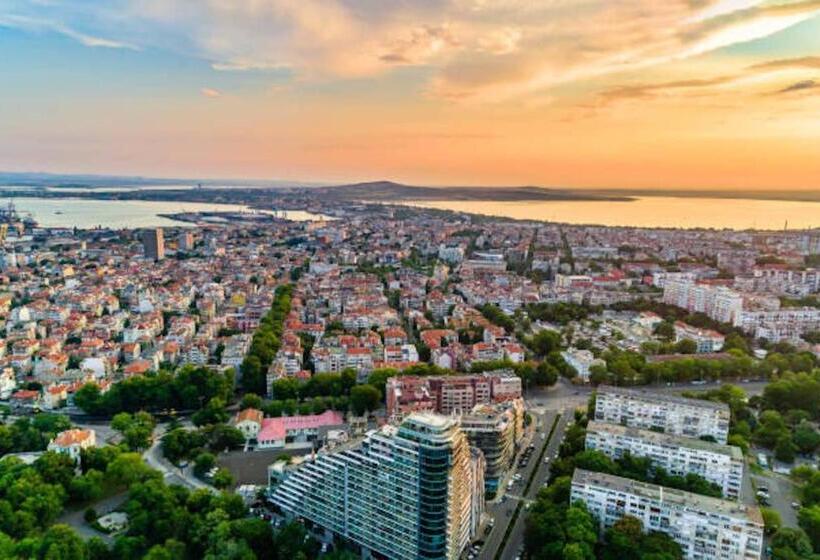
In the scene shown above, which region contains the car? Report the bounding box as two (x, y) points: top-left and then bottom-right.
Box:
(792, 502), (801, 509)
(757, 486), (769, 493)
(544, 457), (550, 464)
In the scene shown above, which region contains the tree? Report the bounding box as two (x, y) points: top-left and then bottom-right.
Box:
(111, 412), (156, 451)
(762, 507), (783, 535)
(674, 339), (698, 355)
(799, 504), (820, 552)
(193, 452), (216, 478)
(775, 435), (798, 463)
(239, 393), (262, 411)
(755, 410), (790, 449)
(350, 384), (381, 416)
(212, 468), (234, 490)
(37, 524), (86, 560)
(793, 422), (820, 455)
(529, 330), (562, 357)
(106, 453), (158, 486)
(191, 397), (229, 427)
(771, 527), (814, 559)
(534, 361), (560, 388)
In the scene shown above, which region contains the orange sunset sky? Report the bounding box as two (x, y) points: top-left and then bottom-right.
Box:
(1, 0), (820, 190)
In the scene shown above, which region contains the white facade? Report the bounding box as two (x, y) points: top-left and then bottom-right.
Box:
(571, 469), (763, 560)
(586, 421), (744, 500)
(594, 386), (730, 444)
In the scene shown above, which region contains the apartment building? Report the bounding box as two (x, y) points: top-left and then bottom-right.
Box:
(594, 386), (730, 444)
(269, 414), (484, 560)
(585, 421), (744, 500)
(673, 322), (725, 353)
(459, 400), (524, 492)
(571, 469), (763, 560)
(663, 280), (743, 324)
(385, 371), (523, 419)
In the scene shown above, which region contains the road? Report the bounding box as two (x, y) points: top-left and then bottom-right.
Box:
(751, 471), (799, 529)
(478, 408), (573, 560)
(500, 411), (572, 560)
(526, 378), (768, 412)
(477, 410), (555, 560)
(143, 423), (218, 494)
(56, 492), (126, 543)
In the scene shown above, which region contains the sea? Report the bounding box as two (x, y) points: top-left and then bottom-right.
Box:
(3, 197), (327, 229)
(400, 197), (820, 230)
(1, 193), (818, 231)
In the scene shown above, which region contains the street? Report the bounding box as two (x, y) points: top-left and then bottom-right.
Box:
(143, 423), (218, 493)
(499, 411), (572, 560)
(478, 407), (573, 560)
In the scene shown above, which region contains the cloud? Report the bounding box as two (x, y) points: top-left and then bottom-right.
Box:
(380, 25), (460, 65)
(751, 56), (820, 70)
(598, 76), (738, 102)
(774, 79), (818, 94)
(200, 88), (222, 98)
(3, 0), (820, 103)
(0, 13), (137, 50)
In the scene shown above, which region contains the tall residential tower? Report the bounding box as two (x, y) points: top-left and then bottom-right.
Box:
(269, 413), (484, 560)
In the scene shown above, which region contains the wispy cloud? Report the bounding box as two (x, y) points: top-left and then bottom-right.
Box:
(0, 14), (137, 50)
(774, 79), (818, 94)
(200, 87), (221, 98)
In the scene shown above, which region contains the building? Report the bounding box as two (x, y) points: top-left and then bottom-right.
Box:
(47, 428), (96, 462)
(178, 231), (195, 252)
(270, 413), (483, 560)
(594, 386), (730, 444)
(585, 421), (744, 500)
(673, 322), (725, 353)
(571, 469), (763, 560)
(257, 409), (345, 449)
(234, 408), (264, 441)
(663, 280), (743, 325)
(142, 228), (165, 260)
(460, 400), (524, 492)
(561, 348), (605, 382)
(734, 308), (820, 343)
(385, 371), (523, 419)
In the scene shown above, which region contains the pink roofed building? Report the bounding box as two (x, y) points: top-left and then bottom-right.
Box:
(257, 409), (346, 449)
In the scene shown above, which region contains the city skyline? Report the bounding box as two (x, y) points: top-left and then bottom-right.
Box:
(1, 1), (820, 189)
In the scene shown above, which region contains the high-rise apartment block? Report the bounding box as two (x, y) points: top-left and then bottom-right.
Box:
(594, 386), (730, 444)
(269, 413), (484, 560)
(585, 421), (744, 500)
(142, 228), (165, 260)
(662, 279), (743, 324)
(571, 469), (763, 560)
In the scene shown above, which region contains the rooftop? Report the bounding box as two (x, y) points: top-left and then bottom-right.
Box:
(586, 421), (743, 460)
(597, 385), (730, 413)
(573, 469), (762, 525)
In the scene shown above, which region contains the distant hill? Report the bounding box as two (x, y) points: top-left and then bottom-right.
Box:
(313, 181), (632, 202)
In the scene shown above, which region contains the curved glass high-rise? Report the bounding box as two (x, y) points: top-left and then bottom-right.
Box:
(270, 413), (482, 560)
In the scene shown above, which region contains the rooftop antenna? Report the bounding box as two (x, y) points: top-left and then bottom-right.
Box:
(784, 220), (788, 231)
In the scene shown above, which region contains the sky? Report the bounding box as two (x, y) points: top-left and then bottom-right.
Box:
(1, 0), (820, 190)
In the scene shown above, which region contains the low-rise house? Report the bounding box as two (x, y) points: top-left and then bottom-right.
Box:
(48, 428), (96, 462)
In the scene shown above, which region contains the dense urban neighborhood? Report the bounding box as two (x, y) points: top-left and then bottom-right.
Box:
(0, 195), (818, 560)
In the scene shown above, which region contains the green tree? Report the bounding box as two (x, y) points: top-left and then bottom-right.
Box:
(762, 507), (783, 535)
(350, 384), (381, 416)
(212, 468), (234, 490)
(193, 452), (216, 478)
(529, 330), (562, 357)
(798, 504), (820, 552)
(239, 393), (262, 411)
